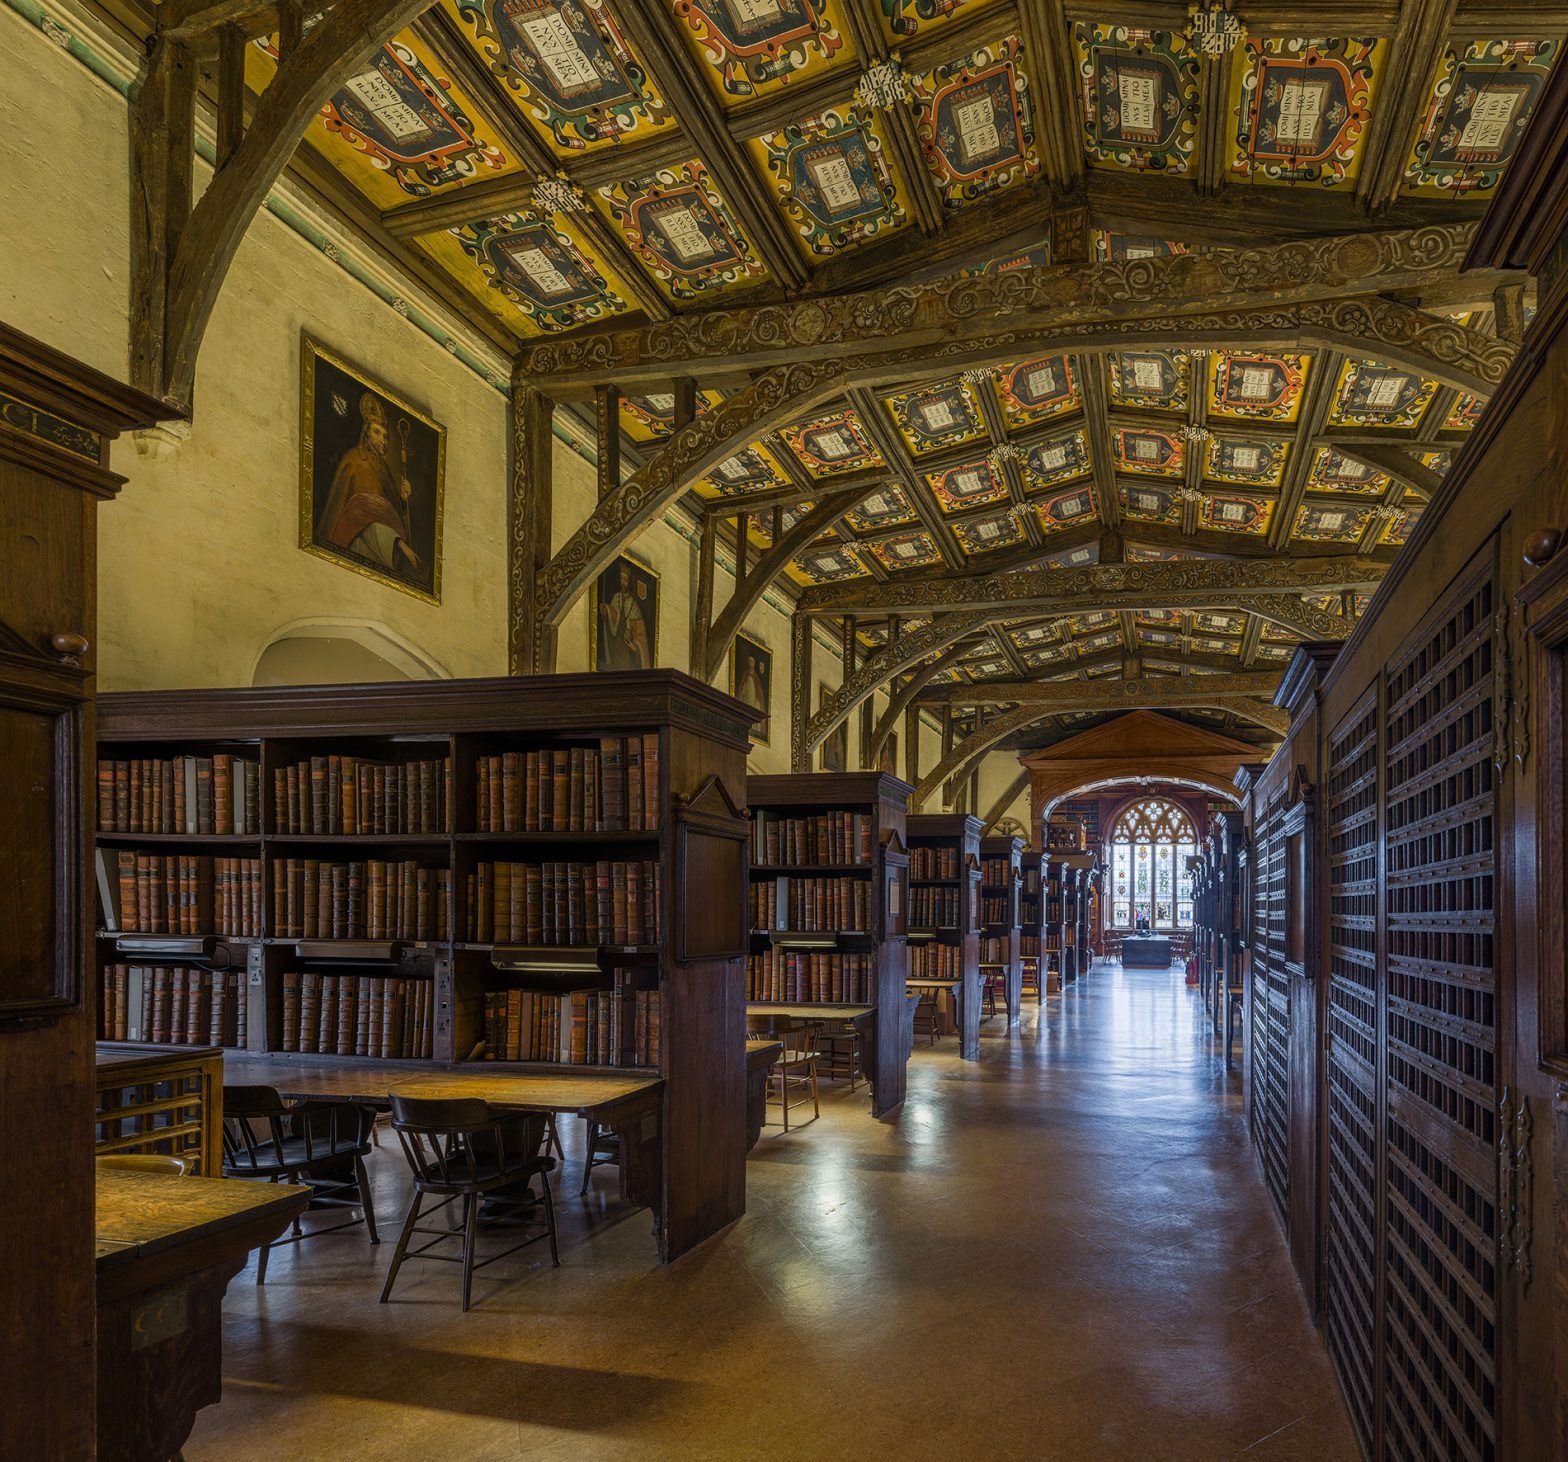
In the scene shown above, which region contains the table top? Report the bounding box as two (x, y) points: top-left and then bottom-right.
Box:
(97, 1041), (222, 1073)
(906, 979), (961, 991)
(746, 1039), (784, 1061)
(224, 1053), (663, 1116)
(96, 1168), (309, 1271)
(745, 1003), (875, 1022)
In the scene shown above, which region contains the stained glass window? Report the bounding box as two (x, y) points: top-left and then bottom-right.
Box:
(1106, 796), (1197, 931)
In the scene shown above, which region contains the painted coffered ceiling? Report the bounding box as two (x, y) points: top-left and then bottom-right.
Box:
(126, 0), (1562, 758)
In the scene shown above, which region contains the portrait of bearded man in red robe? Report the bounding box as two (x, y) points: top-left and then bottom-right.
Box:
(301, 340), (445, 603)
(318, 393), (420, 576)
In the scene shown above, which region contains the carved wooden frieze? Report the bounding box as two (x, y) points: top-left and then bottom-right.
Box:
(517, 224), (1483, 385)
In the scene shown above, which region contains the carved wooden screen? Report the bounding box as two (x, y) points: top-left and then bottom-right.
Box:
(1324, 692), (1380, 1456)
(1380, 567), (1498, 1461)
(1250, 791), (1290, 1221)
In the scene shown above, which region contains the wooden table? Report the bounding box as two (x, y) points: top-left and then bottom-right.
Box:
(96, 1043), (223, 1175)
(745, 1003), (878, 1110)
(96, 1168), (309, 1462)
(906, 978), (961, 1038)
(745, 1039), (783, 1149)
(223, 1054), (667, 1224)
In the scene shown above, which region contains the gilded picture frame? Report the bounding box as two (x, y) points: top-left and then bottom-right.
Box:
(730, 631), (772, 746)
(299, 335), (446, 604)
(592, 551), (660, 671)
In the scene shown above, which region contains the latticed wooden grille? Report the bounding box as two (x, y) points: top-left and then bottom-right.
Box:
(1249, 793), (1290, 1222)
(1380, 569), (1498, 1462)
(1325, 694), (1380, 1456)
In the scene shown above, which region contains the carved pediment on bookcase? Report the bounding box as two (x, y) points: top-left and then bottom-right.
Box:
(0, 616), (89, 680)
(881, 828), (908, 862)
(674, 773), (746, 826)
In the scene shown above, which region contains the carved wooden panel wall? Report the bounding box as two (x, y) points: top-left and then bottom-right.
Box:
(1380, 565), (1498, 1462)
(1250, 792), (1290, 1222)
(1324, 692), (1380, 1457)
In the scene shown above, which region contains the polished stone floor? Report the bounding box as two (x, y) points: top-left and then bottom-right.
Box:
(187, 962), (1358, 1460)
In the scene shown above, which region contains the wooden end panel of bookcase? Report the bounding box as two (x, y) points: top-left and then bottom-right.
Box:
(658, 955), (745, 1261)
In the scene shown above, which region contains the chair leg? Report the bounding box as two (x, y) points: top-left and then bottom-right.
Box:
(378, 1190), (423, 1305)
(256, 1236), (271, 1286)
(355, 1154), (380, 1244)
(461, 1192), (478, 1314)
(579, 1121), (595, 1196)
(810, 1061), (820, 1120)
(541, 1170), (560, 1268)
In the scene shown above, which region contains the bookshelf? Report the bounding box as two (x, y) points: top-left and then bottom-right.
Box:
(1043, 858), (1063, 993)
(1193, 810), (1245, 1048)
(1051, 852), (1097, 985)
(746, 772), (911, 1116)
(979, 834), (1023, 1026)
(906, 813), (982, 1059)
(1020, 845), (1046, 1005)
(94, 671), (755, 1262)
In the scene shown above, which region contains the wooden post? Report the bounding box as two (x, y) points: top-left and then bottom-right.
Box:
(905, 702), (921, 787)
(129, 36), (196, 398)
(215, 25), (245, 168)
(594, 383), (621, 501)
(511, 385), (556, 674)
(791, 612), (812, 772)
(692, 514), (715, 680)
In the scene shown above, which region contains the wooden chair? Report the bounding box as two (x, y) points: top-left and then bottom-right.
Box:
(578, 1120), (621, 1194)
(912, 994), (940, 1046)
(380, 1094), (559, 1313)
(813, 1026), (861, 1091)
(765, 1023), (822, 1133)
(981, 974), (1002, 1019)
(96, 1153), (188, 1176)
(220, 1084), (379, 1282)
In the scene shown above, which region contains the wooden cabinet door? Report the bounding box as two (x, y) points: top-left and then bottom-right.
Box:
(0, 688), (83, 1018)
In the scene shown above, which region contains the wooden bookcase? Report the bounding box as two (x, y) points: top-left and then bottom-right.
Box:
(1191, 809), (1245, 1054)
(980, 834), (1023, 1025)
(1020, 845), (1045, 1004)
(94, 671), (754, 1262)
(1053, 852), (1096, 984)
(906, 813), (982, 1059)
(745, 772), (911, 1116)
(1043, 858), (1064, 992)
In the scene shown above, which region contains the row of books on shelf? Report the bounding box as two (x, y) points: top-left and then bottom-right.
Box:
(466, 860), (660, 946)
(98, 964), (246, 1046)
(474, 739), (660, 834)
(281, 972), (433, 1057)
(749, 876), (869, 934)
(1021, 933), (1040, 957)
(274, 859), (451, 941)
(909, 887), (960, 926)
(479, 979), (660, 1066)
(979, 936), (1013, 965)
(980, 856), (1016, 885)
(909, 943), (961, 979)
(98, 754), (260, 836)
(910, 847), (961, 880)
(981, 896), (1014, 925)
(746, 951), (874, 1003)
(749, 811), (873, 867)
(96, 851), (262, 937)
(275, 754), (449, 836)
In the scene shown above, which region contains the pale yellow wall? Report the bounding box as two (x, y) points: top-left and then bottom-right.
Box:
(0, 7), (913, 772)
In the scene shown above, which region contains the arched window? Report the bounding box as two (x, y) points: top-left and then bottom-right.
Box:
(1107, 797), (1198, 932)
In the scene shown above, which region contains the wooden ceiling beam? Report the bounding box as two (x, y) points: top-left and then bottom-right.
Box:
(797, 554), (1383, 618)
(1266, 345), (1344, 552)
(1083, 168), (1479, 245)
(1331, 442), (1448, 498)
(922, 671), (1282, 706)
(1356, 0), (1459, 218)
(604, 1), (808, 290)
(915, 688), (1289, 808)
(1019, 2), (1084, 186)
(849, 385), (967, 572)
(515, 224), (1490, 386)
(1080, 355), (1120, 530)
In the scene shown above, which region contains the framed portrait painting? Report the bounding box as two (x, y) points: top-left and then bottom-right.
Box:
(299, 336), (444, 603)
(730, 632), (772, 745)
(593, 553), (660, 671)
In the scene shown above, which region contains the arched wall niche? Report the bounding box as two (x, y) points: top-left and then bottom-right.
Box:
(250, 619), (451, 687)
